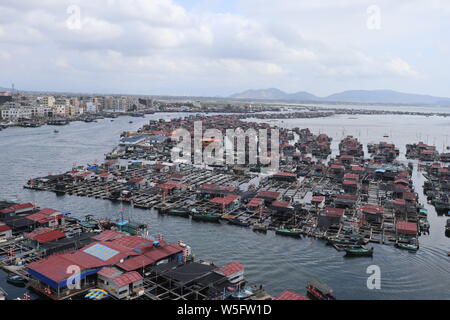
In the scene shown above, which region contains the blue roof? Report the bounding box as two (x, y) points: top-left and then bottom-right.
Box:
(83, 243), (119, 261)
(121, 135), (146, 143)
(116, 219), (129, 226)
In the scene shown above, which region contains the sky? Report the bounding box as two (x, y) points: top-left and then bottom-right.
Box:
(0, 0), (449, 97)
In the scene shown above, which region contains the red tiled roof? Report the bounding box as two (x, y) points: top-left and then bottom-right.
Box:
(156, 183), (176, 190)
(343, 173), (359, 180)
(360, 206), (384, 214)
(157, 180), (186, 190)
(0, 202), (34, 214)
(219, 262), (244, 276)
(97, 267), (122, 279)
(210, 194), (239, 206)
(312, 196), (325, 203)
(275, 290), (309, 300)
(111, 235), (153, 251)
(115, 255), (155, 272)
(324, 207), (345, 218)
(247, 198), (264, 207)
(336, 194), (358, 200)
(256, 191), (280, 199)
(28, 254), (80, 283)
(274, 172), (296, 177)
(99, 172), (112, 178)
(396, 221), (417, 235)
(343, 180), (358, 186)
(394, 199), (406, 206)
(25, 228), (65, 243)
(0, 225), (11, 232)
(394, 179), (409, 185)
(201, 184), (236, 192)
(111, 271), (143, 287)
(272, 201), (290, 208)
(26, 208), (62, 223)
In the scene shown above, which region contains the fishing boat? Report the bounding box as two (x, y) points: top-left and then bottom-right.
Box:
(7, 274), (28, 286)
(431, 199), (450, 215)
(275, 228), (302, 237)
(0, 287), (7, 300)
(396, 242), (419, 251)
(191, 212), (220, 222)
(228, 218), (250, 227)
(166, 208), (190, 218)
(306, 280), (336, 300)
(419, 218), (430, 231)
(344, 246), (374, 257)
(252, 223), (268, 233)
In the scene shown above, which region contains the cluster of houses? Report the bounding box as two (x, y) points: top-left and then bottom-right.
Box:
(406, 142), (439, 161)
(368, 141), (400, 163)
(0, 199), (259, 300)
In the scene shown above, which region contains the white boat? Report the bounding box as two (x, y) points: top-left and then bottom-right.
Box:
(0, 287), (7, 300)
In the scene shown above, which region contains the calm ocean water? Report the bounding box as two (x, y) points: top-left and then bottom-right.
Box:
(0, 111), (449, 300)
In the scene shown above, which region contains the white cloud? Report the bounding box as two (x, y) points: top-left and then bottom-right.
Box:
(386, 58), (420, 78)
(0, 0), (446, 96)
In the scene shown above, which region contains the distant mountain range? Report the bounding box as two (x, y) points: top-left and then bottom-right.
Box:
(229, 88), (450, 105)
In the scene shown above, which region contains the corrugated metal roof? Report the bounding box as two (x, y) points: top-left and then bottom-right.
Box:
(218, 262), (244, 276)
(111, 271), (143, 287)
(275, 290), (309, 300)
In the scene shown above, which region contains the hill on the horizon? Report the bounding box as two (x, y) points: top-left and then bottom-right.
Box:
(229, 88), (450, 105)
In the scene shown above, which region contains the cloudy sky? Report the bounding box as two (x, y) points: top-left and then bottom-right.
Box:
(0, 0), (449, 97)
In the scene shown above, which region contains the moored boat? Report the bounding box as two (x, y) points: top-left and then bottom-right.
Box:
(252, 223), (268, 233)
(306, 280), (336, 300)
(396, 242), (419, 251)
(275, 228), (302, 237)
(344, 246), (374, 257)
(7, 274), (28, 286)
(228, 218), (250, 227)
(191, 212), (220, 222)
(0, 286), (7, 300)
(166, 208), (190, 218)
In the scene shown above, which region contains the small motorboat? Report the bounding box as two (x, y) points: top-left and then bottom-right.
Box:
(7, 274), (28, 286)
(0, 287), (7, 300)
(191, 212), (220, 222)
(396, 242), (419, 251)
(306, 280), (336, 300)
(53, 130), (59, 133)
(228, 218), (250, 227)
(344, 246), (374, 257)
(252, 223), (268, 233)
(129, 121), (133, 124)
(275, 228), (302, 237)
(166, 208), (190, 218)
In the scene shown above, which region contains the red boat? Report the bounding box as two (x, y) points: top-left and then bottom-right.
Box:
(306, 280), (336, 300)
